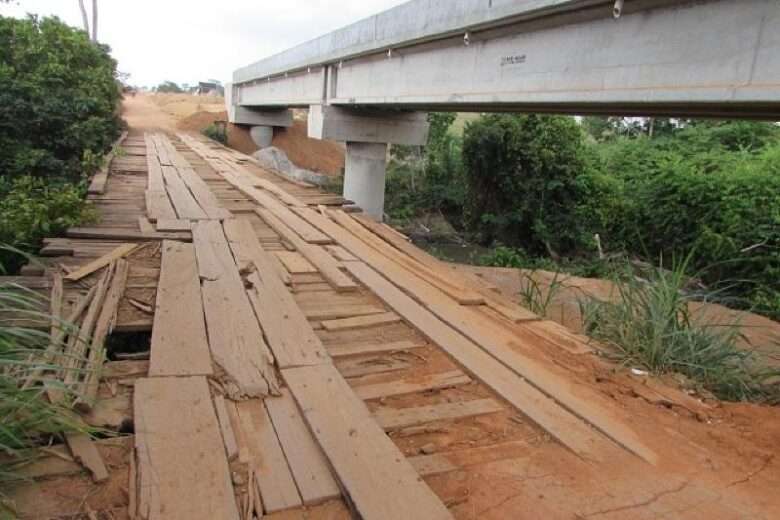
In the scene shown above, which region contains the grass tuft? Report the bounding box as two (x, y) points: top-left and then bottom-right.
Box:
(580, 256), (780, 403)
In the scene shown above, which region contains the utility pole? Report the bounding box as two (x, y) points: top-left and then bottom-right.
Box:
(78, 0), (89, 35)
(77, 0), (98, 42)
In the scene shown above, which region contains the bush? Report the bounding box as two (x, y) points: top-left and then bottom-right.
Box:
(0, 177), (96, 271)
(462, 114), (603, 255)
(0, 15), (122, 183)
(202, 123), (228, 145)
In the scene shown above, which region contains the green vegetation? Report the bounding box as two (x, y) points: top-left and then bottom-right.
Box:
(0, 15), (120, 270)
(155, 80), (184, 93)
(202, 123), (228, 145)
(385, 113), (780, 321)
(580, 257), (779, 403)
(0, 278), (86, 486)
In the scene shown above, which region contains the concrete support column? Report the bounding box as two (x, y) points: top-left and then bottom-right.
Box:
(344, 142), (388, 220)
(249, 125), (274, 148)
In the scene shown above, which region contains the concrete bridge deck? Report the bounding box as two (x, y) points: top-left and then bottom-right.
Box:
(6, 126), (779, 519)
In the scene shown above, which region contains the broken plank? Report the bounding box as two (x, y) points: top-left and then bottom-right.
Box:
(66, 227), (190, 241)
(374, 399), (503, 431)
(258, 209), (357, 292)
(321, 312), (401, 332)
(193, 221), (279, 398)
(213, 395), (238, 461)
(327, 340), (425, 358)
(282, 363), (452, 520)
(149, 241), (212, 377)
(134, 376), (240, 520)
(223, 219), (328, 368)
(65, 433), (109, 483)
(235, 399), (302, 513)
(408, 453), (458, 477)
(336, 357), (411, 379)
(264, 389), (341, 506)
(64, 243), (137, 281)
(353, 370), (471, 401)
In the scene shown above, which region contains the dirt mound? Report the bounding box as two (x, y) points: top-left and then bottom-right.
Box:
(272, 120), (344, 176)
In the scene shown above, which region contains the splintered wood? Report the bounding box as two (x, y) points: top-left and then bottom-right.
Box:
(193, 221), (279, 398)
(134, 377), (240, 520)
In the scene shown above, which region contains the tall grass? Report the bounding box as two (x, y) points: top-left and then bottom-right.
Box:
(580, 256), (779, 402)
(0, 279), (85, 485)
(517, 270), (566, 318)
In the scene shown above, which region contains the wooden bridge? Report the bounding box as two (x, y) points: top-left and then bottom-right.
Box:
(6, 128), (774, 519)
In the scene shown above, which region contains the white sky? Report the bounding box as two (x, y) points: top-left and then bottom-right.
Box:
(0, 0), (407, 87)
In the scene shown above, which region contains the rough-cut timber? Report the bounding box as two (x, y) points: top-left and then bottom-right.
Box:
(134, 376), (240, 520)
(64, 243), (137, 281)
(193, 221), (279, 398)
(374, 398), (504, 430)
(149, 241), (212, 377)
(264, 389), (341, 505)
(282, 363), (453, 520)
(354, 370), (471, 400)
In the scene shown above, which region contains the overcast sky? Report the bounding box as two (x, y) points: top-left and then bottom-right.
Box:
(0, 0), (407, 87)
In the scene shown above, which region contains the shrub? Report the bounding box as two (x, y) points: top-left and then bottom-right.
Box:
(0, 15), (122, 183)
(462, 114), (604, 255)
(202, 123), (228, 145)
(0, 177), (96, 272)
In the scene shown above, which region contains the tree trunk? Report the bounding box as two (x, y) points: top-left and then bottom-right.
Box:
(78, 0), (90, 35)
(91, 0), (98, 41)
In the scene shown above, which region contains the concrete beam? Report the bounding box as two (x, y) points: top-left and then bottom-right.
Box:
(308, 105), (429, 146)
(230, 106), (293, 127)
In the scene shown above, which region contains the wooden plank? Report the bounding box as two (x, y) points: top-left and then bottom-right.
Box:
(213, 395), (238, 461)
(336, 357), (410, 379)
(303, 209), (657, 465)
(252, 177), (307, 208)
(134, 376), (240, 520)
(303, 304), (385, 322)
(155, 219), (191, 232)
(64, 243), (137, 281)
(161, 165), (208, 220)
(325, 245), (358, 262)
(222, 218), (290, 286)
(76, 259), (130, 411)
(223, 219), (328, 368)
(354, 370), (471, 401)
(258, 209), (357, 292)
(274, 251), (317, 274)
(374, 399), (503, 430)
(67, 227), (190, 241)
(235, 399), (302, 513)
(264, 389), (341, 505)
(193, 221), (279, 398)
(282, 363), (452, 520)
(336, 212), (483, 305)
(144, 190), (177, 222)
(353, 214), (536, 321)
(327, 340), (426, 358)
(344, 261), (625, 464)
(149, 241), (212, 377)
(137, 217), (155, 234)
(65, 433), (109, 483)
(321, 312), (401, 332)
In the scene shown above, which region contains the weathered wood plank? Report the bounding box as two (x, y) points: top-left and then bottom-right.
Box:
(144, 190), (177, 222)
(161, 165), (208, 220)
(282, 363), (452, 520)
(67, 227), (190, 241)
(258, 209), (357, 292)
(274, 251), (317, 274)
(321, 312), (401, 332)
(149, 241), (212, 377)
(374, 399), (504, 430)
(223, 219), (328, 368)
(235, 399), (302, 513)
(353, 370), (471, 401)
(264, 389), (341, 506)
(64, 243), (137, 281)
(134, 376), (240, 520)
(326, 340), (426, 358)
(408, 453), (458, 477)
(193, 221), (279, 398)
(213, 395), (238, 461)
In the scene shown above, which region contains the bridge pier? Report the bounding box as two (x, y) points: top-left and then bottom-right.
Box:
(224, 88), (293, 148)
(308, 105), (429, 220)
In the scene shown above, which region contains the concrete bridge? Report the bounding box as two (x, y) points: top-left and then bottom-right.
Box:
(228, 0), (780, 218)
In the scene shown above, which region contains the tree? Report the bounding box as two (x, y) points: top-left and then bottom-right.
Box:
(156, 80), (184, 93)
